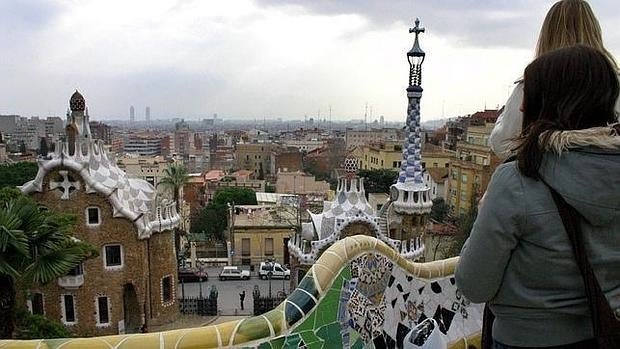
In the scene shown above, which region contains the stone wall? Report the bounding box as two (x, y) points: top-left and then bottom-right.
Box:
(25, 168), (179, 336)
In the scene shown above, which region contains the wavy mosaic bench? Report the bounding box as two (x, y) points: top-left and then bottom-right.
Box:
(1, 235), (482, 349)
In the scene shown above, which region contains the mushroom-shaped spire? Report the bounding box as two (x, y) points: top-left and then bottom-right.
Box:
(69, 90), (86, 112)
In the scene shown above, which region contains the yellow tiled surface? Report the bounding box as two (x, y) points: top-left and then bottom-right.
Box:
(0, 236), (463, 349)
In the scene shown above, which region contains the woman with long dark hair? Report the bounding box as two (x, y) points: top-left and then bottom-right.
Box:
(456, 45), (620, 348)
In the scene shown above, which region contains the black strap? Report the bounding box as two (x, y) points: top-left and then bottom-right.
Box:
(543, 182), (620, 341)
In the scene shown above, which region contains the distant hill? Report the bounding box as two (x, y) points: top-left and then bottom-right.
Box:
(421, 118), (450, 130)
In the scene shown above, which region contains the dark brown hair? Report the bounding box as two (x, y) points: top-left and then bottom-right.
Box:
(516, 44), (619, 179)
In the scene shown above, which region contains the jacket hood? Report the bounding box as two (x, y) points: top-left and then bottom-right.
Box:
(538, 124), (620, 226)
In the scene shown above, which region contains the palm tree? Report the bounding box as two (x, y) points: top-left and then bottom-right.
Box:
(159, 164), (190, 254)
(159, 163), (189, 211)
(0, 197), (95, 338)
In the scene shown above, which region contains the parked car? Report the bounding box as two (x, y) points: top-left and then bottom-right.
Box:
(219, 266), (250, 281)
(178, 267), (208, 282)
(258, 262), (290, 280)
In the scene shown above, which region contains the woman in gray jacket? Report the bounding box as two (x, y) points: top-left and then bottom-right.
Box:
(489, 0), (619, 159)
(456, 45), (620, 348)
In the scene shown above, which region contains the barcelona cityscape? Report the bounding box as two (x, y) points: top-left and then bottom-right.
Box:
(1, 1), (620, 348)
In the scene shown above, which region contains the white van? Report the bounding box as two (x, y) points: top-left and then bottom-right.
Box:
(258, 262), (290, 280)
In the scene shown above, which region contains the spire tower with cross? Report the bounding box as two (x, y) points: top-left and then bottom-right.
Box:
(390, 18), (433, 218)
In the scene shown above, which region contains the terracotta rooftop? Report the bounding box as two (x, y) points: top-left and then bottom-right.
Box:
(426, 167), (449, 183)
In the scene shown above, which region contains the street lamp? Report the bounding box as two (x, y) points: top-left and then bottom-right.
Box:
(198, 263), (205, 299)
(407, 18), (426, 88)
(267, 261), (273, 299)
(177, 248), (187, 302)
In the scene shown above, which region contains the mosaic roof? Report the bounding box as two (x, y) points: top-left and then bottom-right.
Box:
(20, 92), (180, 239)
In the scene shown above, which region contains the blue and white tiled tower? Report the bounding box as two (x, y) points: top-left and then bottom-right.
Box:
(390, 19), (433, 216)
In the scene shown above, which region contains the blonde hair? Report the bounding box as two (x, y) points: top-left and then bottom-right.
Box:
(537, 0), (617, 68)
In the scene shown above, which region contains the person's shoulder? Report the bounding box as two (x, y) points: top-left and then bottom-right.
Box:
(491, 161), (523, 187)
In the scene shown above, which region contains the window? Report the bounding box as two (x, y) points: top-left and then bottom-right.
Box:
(462, 174), (468, 183)
(392, 161), (399, 168)
(104, 245), (122, 269)
(265, 238), (274, 256)
(241, 238), (250, 257)
(32, 292), (44, 315)
(433, 163), (438, 167)
(67, 263), (84, 276)
(162, 276), (173, 303)
(86, 207), (100, 226)
(146, 177), (155, 186)
(62, 295), (76, 324)
(97, 296), (110, 325)
(451, 170), (457, 180)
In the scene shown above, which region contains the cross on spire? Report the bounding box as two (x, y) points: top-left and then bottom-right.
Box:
(409, 18), (425, 37)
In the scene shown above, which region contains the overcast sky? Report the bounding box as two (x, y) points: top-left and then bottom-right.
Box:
(1, 0), (619, 122)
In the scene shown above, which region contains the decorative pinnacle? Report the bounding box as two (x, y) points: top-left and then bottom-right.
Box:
(409, 18), (425, 37)
(408, 18), (425, 58)
(407, 18), (426, 87)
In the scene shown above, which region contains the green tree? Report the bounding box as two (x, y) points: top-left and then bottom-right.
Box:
(0, 163), (38, 189)
(357, 169), (398, 194)
(430, 197), (449, 222)
(159, 164), (189, 211)
(191, 206), (228, 240)
(442, 187), (480, 258)
(0, 187), (23, 205)
(190, 188), (258, 242)
(14, 310), (71, 339)
(0, 197), (96, 338)
(265, 184), (276, 193)
(212, 187), (257, 208)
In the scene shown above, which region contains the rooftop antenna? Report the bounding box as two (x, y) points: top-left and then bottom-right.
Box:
(329, 104), (332, 132)
(370, 105), (373, 124)
(442, 100), (445, 118)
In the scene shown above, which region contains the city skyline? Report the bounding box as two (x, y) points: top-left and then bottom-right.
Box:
(1, 0), (619, 121)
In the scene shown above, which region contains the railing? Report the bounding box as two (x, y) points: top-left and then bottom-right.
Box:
(1, 236), (481, 349)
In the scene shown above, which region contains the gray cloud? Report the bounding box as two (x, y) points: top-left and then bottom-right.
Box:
(0, 0), (61, 47)
(256, 0), (618, 50)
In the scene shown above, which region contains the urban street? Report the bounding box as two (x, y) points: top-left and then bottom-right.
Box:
(177, 267), (291, 315)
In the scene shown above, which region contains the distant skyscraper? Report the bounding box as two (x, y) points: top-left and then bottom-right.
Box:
(145, 106), (151, 122)
(130, 106), (135, 123)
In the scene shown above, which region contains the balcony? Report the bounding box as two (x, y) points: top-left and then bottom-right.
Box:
(57, 274), (84, 289)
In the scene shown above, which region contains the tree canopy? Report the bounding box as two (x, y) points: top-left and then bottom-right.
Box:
(358, 169), (398, 194)
(212, 187), (257, 208)
(190, 187), (258, 241)
(430, 197), (449, 222)
(159, 163), (189, 208)
(191, 205), (228, 241)
(0, 163), (38, 189)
